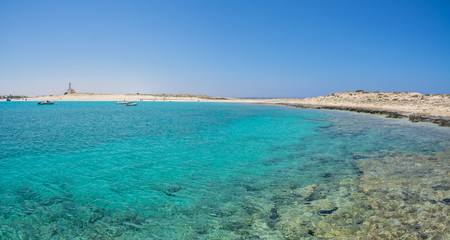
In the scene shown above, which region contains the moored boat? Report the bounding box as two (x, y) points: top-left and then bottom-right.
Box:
(38, 101), (55, 105)
(125, 102), (137, 106)
(116, 100), (132, 104)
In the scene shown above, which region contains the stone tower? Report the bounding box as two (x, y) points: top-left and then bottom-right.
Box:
(66, 83), (76, 94)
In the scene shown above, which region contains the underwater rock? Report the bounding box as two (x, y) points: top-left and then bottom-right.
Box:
(442, 198), (450, 205)
(432, 184), (450, 191)
(292, 184), (317, 198)
(277, 212), (312, 240)
(246, 219), (285, 240)
(269, 207), (279, 220)
(244, 184), (260, 192)
(310, 199), (336, 212)
(161, 190), (176, 197)
(317, 207), (338, 216)
(355, 151), (450, 239)
(321, 172), (333, 178)
(165, 186), (182, 193)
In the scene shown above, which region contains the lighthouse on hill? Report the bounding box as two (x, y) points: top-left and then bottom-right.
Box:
(66, 83), (76, 94)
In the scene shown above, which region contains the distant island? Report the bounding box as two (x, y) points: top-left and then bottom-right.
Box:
(3, 90), (449, 126)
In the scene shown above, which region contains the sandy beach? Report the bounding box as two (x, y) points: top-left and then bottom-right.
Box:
(20, 93), (231, 102)
(9, 91), (449, 126)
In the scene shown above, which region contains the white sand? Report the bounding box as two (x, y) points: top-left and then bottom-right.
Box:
(8, 91), (450, 119)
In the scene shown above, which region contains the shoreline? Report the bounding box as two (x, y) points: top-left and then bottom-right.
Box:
(3, 91), (449, 127)
(273, 103), (450, 127)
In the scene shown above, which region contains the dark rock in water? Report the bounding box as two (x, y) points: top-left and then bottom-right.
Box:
(308, 230), (315, 236)
(409, 115), (424, 122)
(166, 186), (182, 193)
(269, 207), (279, 219)
(162, 191), (175, 197)
(432, 185), (450, 191)
(355, 169), (364, 175)
(436, 119), (450, 127)
(442, 198), (450, 205)
(244, 184), (259, 192)
(318, 207), (338, 216)
(428, 200), (437, 204)
(322, 172), (333, 178)
(411, 225), (421, 230)
(386, 112), (402, 118)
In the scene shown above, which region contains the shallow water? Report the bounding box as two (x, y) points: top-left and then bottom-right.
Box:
(0, 102), (449, 239)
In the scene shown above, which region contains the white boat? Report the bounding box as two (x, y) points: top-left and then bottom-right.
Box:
(125, 102), (137, 106)
(116, 100), (132, 104)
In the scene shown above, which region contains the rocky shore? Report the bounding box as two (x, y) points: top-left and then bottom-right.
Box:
(276, 104), (450, 127)
(265, 91), (450, 127)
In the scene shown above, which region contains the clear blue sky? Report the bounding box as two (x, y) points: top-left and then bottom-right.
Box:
(1, 0), (449, 97)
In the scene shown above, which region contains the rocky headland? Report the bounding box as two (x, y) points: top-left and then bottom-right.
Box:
(264, 91), (450, 127)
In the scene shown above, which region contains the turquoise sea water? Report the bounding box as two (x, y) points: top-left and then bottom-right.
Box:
(0, 102), (449, 239)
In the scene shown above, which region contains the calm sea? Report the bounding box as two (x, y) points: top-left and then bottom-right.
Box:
(0, 102), (448, 239)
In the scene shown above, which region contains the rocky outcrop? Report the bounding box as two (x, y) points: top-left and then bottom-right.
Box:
(276, 103), (450, 127)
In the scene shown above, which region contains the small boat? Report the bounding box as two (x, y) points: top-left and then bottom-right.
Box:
(116, 100), (132, 104)
(125, 102), (137, 106)
(38, 101), (55, 105)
